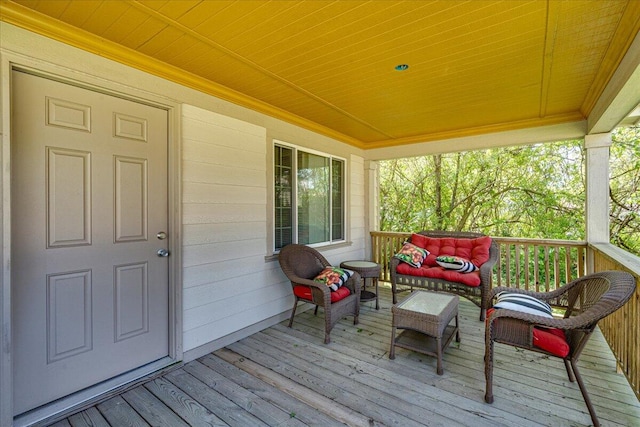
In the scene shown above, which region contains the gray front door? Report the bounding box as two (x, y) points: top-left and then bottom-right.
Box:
(11, 70), (170, 415)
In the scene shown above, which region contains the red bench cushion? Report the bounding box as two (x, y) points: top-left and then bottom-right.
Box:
(410, 234), (492, 268)
(293, 285), (351, 303)
(396, 262), (482, 286)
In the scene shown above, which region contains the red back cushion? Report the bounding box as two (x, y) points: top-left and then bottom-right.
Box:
(411, 234), (491, 267)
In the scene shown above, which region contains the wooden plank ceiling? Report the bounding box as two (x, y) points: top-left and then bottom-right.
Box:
(2, 0), (639, 148)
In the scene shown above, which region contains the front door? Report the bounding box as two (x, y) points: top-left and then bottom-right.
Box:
(11, 70), (170, 415)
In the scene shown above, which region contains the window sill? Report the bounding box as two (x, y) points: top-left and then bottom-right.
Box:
(265, 240), (353, 262)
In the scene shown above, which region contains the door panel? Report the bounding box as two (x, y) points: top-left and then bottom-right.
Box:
(11, 71), (170, 415)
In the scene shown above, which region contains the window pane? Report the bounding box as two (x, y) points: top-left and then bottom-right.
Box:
(332, 159), (344, 241)
(297, 151), (329, 244)
(274, 146), (293, 250)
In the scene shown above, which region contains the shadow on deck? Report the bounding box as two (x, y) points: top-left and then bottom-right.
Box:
(47, 286), (640, 427)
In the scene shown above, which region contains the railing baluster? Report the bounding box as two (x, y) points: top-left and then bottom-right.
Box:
(515, 244), (521, 288)
(504, 246), (512, 287)
(534, 245), (540, 292)
(564, 245), (571, 285)
(524, 245), (530, 291)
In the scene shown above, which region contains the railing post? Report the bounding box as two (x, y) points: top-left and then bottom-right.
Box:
(365, 160), (379, 260)
(585, 133), (612, 274)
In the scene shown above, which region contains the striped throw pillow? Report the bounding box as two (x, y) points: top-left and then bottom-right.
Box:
(435, 255), (478, 273)
(493, 292), (553, 318)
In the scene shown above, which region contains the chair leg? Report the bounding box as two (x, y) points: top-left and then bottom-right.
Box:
(389, 326), (396, 359)
(564, 359), (576, 382)
(324, 306), (332, 345)
(571, 359), (600, 427)
(353, 299), (360, 325)
(484, 339), (494, 403)
(288, 299), (298, 328)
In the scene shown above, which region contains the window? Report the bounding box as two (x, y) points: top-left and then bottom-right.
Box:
(274, 142), (345, 251)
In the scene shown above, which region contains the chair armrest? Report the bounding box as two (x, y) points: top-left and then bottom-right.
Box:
(289, 276), (331, 296)
(389, 257), (400, 283)
(344, 271), (362, 297)
(487, 307), (570, 329)
(487, 304), (606, 332)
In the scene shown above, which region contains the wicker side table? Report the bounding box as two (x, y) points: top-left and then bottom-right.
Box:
(389, 290), (460, 375)
(339, 260), (381, 309)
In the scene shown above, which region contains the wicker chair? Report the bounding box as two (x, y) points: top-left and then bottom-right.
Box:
(278, 244), (361, 344)
(484, 270), (636, 427)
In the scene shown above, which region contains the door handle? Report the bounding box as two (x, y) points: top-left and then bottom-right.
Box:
(157, 248), (170, 257)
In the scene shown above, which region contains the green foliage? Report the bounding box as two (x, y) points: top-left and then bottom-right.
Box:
(380, 140), (585, 240)
(379, 128), (639, 256)
(610, 126), (640, 255)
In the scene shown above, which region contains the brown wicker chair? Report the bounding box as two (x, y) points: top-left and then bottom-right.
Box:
(278, 244), (361, 344)
(484, 270), (636, 427)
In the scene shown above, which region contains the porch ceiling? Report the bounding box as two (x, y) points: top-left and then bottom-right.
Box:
(2, 0), (639, 149)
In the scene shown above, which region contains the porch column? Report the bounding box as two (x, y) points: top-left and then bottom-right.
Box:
(585, 133), (612, 244)
(364, 160), (379, 258)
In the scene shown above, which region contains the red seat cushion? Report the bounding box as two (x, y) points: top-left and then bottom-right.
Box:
(410, 234), (492, 268)
(396, 263), (481, 286)
(293, 285), (351, 303)
(486, 308), (570, 358)
(533, 327), (569, 358)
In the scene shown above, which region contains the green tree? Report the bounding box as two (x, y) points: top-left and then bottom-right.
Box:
(610, 126), (640, 255)
(380, 130), (639, 256)
(380, 140), (585, 240)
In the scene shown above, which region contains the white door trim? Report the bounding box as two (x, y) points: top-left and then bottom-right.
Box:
(0, 55), (183, 426)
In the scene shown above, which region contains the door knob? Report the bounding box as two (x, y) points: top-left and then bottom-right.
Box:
(156, 231), (167, 240)
(157, 248), (170, 257)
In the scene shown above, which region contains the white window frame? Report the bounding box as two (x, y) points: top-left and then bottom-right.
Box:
(273, 140), (347, 252)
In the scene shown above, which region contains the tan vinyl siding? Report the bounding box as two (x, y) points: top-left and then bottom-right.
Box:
(181, 105), (282, 351)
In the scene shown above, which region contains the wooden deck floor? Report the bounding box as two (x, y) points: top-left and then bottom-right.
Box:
(47, 286), (640, 427)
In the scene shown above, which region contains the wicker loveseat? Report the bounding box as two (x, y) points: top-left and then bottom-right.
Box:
(390, 230), (499, 321)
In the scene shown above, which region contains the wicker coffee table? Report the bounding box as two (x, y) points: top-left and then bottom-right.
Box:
(339, 260), (381, 309)
(389, 290), (460, 375)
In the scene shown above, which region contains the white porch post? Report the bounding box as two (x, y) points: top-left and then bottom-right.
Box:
(365, 160), (379, 259)
(585, 133), (612, 246)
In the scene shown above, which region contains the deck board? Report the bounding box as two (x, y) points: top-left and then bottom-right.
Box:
(143, 377), (228, 427)
(67, 407), (110, 427)
(44, 286), (640, 427)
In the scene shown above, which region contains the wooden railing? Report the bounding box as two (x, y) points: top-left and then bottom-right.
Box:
(370, 231), (410, 282)
(591, 244), (640, 401)
(370, 231), (639, 401)
(491, 237), (587, 292)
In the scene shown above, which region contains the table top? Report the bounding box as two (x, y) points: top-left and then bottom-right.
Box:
(395, 291), (457, 316)
(340, 260), (378, 269)
(339, 260), (380, 278)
